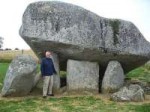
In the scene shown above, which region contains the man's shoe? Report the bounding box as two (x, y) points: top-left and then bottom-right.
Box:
(47, 94), (54, 96)
(43, 96), (47, 98)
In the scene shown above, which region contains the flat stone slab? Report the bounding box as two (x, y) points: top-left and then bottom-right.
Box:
(67, 59), (99, 93)
(20, 1), (150, 73)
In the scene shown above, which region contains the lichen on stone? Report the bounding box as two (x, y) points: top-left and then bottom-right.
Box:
(109, 19), (120, 45)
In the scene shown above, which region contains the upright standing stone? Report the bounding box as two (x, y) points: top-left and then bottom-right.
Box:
(67, 59), (99, 93)
(102, 61), (125, 93)
(1, 55), (37, 96)
(51, 52), (60, 93)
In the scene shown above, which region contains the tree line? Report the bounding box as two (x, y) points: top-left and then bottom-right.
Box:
(0, 37), (20, 51)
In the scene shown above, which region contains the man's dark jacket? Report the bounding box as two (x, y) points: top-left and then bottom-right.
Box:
(40, 57), (56, 76)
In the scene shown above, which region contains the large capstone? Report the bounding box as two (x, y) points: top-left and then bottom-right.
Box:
(67, 59), (99, 93)
(1, 55), (37, 96)
(19, 1), (150, 73)
(102, 61), (125, 93)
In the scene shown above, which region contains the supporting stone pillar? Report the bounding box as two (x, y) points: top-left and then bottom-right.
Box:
(67, 59), (99, 94)
(51, 52), (60, 93)
(101, 61), (125, 93)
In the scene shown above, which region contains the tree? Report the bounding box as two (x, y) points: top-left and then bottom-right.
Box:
(0, 36), (3, 48)
(5, 48), (12, 51)
(15, 48), (19, 50)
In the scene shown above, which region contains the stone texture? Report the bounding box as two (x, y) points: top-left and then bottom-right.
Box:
(35, 52), (60, 93)
(1, 55), (37, 96)
(111, 84), (145, 102)
(51, 52), (60, 92)
(33, 72), (41, 87)
(102, 61), (125, 93)
(20, 1), (150, 73)
(67, 59), (99, 93)
(125, 79), (150, 95)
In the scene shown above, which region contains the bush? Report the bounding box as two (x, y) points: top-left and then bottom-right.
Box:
(0, 59), (12, 63)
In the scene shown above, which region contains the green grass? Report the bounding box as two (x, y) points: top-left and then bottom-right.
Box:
(126, 63), (150, 83)
(0, 63), (9, 90)
(60, 71), (67, 77)
(0, 96), (149, 112)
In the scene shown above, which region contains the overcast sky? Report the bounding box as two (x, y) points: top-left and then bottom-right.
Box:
(0, 0), (150, 49)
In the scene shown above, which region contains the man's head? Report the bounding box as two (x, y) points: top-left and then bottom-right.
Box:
(45, 51), (51, 58)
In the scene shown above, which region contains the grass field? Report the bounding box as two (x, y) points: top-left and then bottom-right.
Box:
(0, 50), (150, 112)
(0, 50), (38, 63)
(0, 95), (149, 112)
(0, 63), (9, 90)
(127, 63), (150, 83)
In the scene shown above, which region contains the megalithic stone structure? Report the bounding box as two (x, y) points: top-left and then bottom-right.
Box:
(19, 1), (150, 73)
